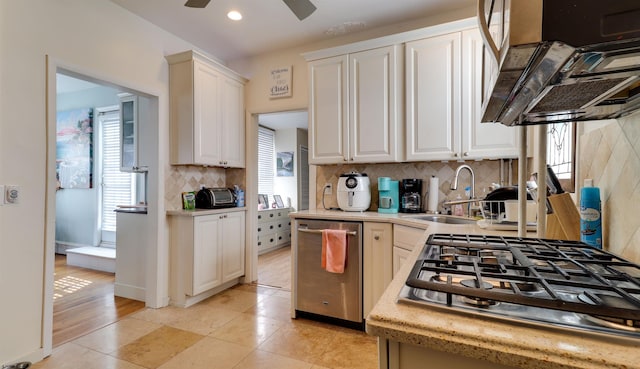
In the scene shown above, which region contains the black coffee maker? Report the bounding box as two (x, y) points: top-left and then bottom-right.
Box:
(400, 179), (422, 213)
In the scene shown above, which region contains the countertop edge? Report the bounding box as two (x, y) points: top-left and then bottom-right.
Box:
(167, 207), (247, 217)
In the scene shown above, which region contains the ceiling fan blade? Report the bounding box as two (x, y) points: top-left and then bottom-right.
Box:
(282, 0), (316, 21)
(184, 0), (211, 8)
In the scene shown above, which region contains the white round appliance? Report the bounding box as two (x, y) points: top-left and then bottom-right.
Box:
(337, 172), (371, 212)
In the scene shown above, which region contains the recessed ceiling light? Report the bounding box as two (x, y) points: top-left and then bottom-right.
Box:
(227, 10), (242, 21)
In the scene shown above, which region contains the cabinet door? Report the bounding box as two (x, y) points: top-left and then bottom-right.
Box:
(120, 94), (138, 171)
(221, 77), (246, 167)
(193, 59), (223, 166)
(406, 32), (461, 161)
(221, 211), (245, 282)
(363, 222), (393, 317)
(461, 28), (518, 159)
(393, 246), (412, 276)
(349, 46), (401, 163)
(191, 215), (222, 295)
(308, 55), (349, 164)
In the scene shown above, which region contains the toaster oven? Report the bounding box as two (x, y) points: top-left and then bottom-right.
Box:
(195, 187), (236, 209)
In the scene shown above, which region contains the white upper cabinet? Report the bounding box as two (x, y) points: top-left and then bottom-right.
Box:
(406, 28), (518, 161)
(406, 32), (462, 161)
(350, 45), (403, 163)
(308, 45), (402, 164)
(461, 28), (518, 159)
(167, 50), (246, 168)
(308, 55), (348, 164)
(119, 93), (139, 172)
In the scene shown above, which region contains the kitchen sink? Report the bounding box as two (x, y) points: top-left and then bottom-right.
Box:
(403, 214), (477, 225)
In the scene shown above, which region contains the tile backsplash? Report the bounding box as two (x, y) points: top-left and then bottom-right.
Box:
(579, 112), (640, 263)
(315, 160), (520, 214)
(164, 165), (226, 210)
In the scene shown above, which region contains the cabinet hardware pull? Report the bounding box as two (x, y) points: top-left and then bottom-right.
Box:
(374, 235), (380, 240)
(298, 228), (357, 236)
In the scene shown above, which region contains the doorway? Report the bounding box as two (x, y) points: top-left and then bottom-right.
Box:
(255, 110), (309, 291)
(48, 70), (151, 348)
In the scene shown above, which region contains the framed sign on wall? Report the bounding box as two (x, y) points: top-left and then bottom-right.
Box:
(269, 66), (292, 98)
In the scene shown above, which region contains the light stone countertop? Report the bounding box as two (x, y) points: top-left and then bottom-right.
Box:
(166, 207), (247, 217)
(290, 209), (640, 369)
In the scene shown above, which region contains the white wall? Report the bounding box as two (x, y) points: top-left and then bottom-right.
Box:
(0, 0), (201, 365)
(274, 129), (299, 209)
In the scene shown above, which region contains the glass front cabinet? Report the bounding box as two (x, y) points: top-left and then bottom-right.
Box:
(119, 93), (138, 171)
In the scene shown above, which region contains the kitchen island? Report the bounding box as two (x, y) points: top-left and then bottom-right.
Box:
(365, 220), (640, 369)
(290, 210), (639, 369)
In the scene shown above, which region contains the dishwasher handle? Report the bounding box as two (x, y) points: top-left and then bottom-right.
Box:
(298, 228), (357, 236)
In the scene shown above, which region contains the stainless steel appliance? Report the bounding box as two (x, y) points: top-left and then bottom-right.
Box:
(400, 179), (422, 213)
(295, 219), (363, 329)
(337, 172), (371, 212)
(195, 187), (236, 209)
(399, 233), (640, 339)
(479, 0), (640, 126)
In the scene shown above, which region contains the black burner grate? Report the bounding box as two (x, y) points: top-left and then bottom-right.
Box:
(405, 234), (640, 321)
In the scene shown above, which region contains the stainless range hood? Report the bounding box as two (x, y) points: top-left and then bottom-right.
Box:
(479, 0), (640, 126)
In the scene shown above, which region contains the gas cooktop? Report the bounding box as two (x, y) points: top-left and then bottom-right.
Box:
(398, 234), (640, 339)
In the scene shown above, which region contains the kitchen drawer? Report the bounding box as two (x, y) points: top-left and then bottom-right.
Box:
(258, 233), (278, 250)
(276, 219), (291, 232)
(276, 231), (291, 245)
(258, 220), (278, 237)
(393, 225), (425, 251)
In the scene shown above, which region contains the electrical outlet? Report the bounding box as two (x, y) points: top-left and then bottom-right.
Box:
(324, 183), (333, 195)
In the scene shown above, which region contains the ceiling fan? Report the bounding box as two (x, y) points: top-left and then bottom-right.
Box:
(184, 0), (317, 21)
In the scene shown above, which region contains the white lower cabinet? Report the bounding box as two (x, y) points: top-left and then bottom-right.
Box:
(257, 208), (291, 255)
(169, 209), (245, 307)
(363, 222), (393, 317)
(392, 225), (425, 276)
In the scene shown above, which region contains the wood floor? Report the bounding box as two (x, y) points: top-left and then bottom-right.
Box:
(52, 246), (290, 347)
(257, 246), (291, 290)
(53, 254), (145, 347)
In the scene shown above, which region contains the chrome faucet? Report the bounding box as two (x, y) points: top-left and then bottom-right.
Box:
(451, 164), (475, 199)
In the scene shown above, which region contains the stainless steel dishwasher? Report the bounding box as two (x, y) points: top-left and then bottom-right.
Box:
(294, 219), (363, 328)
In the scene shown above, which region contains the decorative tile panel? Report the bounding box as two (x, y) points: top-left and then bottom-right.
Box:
(579, 111), (640, 263)
(164, 165), (226, 210)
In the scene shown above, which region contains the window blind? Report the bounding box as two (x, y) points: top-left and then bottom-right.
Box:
(258, 126), (275, 199)
(100, 110), (133, 232)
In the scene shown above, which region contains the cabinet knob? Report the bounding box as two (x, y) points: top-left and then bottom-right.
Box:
(258, 227), (262, 232)
(463, 152), (469, 157)
(453, 153), (459, 157)
(374, 235), (380, 240)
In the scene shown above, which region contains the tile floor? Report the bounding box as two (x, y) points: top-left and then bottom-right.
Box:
(32, 284), (378, 369)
